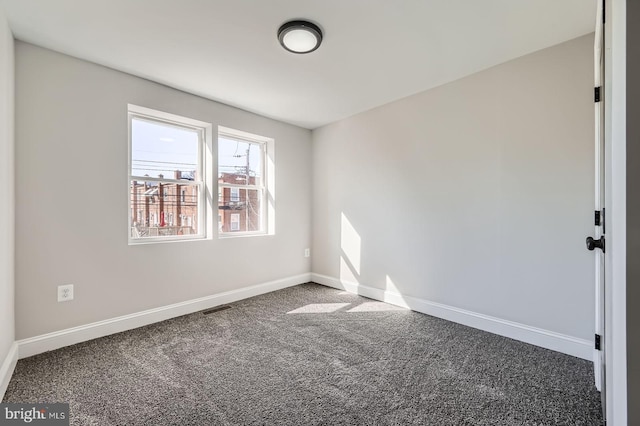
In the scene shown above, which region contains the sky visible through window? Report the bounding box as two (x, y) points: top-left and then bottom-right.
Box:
(131, 119), (198, 178)
(218, 136), (262, 181)
(131, 118), (262, 180)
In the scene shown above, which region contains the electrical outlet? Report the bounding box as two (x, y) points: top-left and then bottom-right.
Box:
(58, 284), (74, 302)
(304, 248), (310, 258)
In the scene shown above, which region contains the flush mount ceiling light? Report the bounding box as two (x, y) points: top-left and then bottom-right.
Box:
(278, 20), (323, 54)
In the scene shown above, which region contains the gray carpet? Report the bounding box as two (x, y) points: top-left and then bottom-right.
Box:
(3, 283), (603, 425)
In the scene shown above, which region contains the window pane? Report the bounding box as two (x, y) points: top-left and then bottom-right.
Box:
(130, 180), (199, 239)
(218, 137), (262, 186)
(131, 118), (199, 180)
(218, 188), (262, 233)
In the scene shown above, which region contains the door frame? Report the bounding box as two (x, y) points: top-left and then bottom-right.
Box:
(594, 0), (605, 396)
(604, 0), (627, 423)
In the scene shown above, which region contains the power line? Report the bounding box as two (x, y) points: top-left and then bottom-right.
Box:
(132, 159), (197, 166)
(131, 167), (191, 173)
(132, 149), (196, 156)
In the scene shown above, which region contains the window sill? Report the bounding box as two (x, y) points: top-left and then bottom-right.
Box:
(128, 235), (207, 245)
(218, 232), (271, 239)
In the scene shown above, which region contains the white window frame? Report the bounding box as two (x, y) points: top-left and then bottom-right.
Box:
(218, 126), (272, 237)
(128, 104), (213, 244)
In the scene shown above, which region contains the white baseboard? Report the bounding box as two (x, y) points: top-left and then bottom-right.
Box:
(0, 342), (18, 400)
(311, 273), (592, 361)
(18, 273), (311, 359)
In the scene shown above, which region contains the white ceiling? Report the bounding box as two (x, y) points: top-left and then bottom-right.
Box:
(0, 0), (596, 129)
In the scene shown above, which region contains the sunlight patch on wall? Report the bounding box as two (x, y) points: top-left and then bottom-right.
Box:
(340, 212), (361, 274)
(340, 257), (360, 285)
(385, 275), (401, 294)
(383, 274), (411, 308)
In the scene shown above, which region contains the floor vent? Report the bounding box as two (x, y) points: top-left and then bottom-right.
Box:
(202, 305), (232, 315)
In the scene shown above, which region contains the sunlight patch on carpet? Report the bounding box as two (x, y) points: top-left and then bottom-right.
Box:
(347, 302), (407, 313)
(287, 303), (351, 314)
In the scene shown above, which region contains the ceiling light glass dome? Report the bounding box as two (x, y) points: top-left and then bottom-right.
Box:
(278, 20), (323, 54)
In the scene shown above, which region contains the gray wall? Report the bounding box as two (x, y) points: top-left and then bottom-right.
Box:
(14, 42), (312, 339)
(627, 0), (640, 422)
(0, 8), (14, 372)
(311, 34), (595, 340)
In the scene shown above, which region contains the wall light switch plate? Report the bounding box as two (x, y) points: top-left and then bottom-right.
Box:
(58, 284), (74, 302)
(304, 248), (311, 258)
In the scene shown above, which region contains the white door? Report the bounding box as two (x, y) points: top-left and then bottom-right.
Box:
(590, 0), (606, 413)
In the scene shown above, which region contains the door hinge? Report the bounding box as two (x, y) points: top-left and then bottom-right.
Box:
(595, 334), (602, 351)
(595, 210), (601, 226)
(595, 87), (601, 103)
(603, 208), (606, 234)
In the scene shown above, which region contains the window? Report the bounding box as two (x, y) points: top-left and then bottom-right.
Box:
(230, 213), (240, 231)
(230, 187), (240, 202)
(128, 105), (212, 243)
(218, 127), (270, 236)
